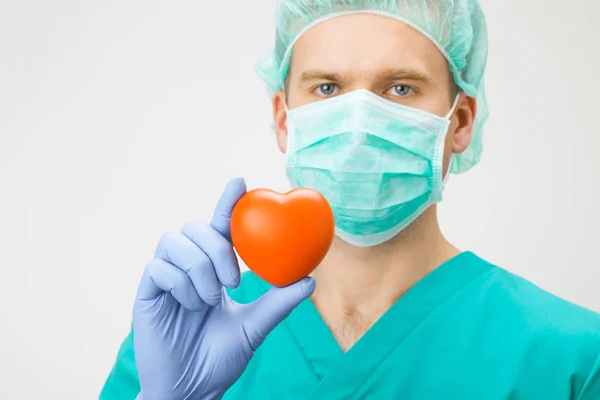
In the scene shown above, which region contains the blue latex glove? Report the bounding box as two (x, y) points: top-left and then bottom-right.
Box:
(132, 177), (316, 400)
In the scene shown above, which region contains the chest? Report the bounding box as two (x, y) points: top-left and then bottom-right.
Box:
(223, 316), (577, 400)
(324, 310), (382, 352)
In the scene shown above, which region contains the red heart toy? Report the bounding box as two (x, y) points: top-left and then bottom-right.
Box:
(230, 188), (335, 287)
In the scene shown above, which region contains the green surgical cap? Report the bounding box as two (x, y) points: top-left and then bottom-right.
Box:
(254, 0), (489, 174)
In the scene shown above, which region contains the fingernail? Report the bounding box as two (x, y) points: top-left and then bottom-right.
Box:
(302, 277), (316, 291)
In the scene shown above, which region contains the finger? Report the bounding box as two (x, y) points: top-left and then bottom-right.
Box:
(182, 221), (240, 289)
(137, 258), (204, 311)
(210, 177), (247, 242)
(242, 277), (316, 350)
(155, 231), (222, 306)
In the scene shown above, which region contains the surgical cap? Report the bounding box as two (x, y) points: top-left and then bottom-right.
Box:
(255, 0), (489, 174)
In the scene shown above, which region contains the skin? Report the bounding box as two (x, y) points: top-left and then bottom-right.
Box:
(272, 14), (478, 351)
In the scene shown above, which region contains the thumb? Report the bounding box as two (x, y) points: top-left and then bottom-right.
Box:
(241, 277), (316, 350)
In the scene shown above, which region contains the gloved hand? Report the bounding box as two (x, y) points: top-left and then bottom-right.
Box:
(132, 177), (316, 400)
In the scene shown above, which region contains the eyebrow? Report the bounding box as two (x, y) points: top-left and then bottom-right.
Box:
(299, 68), (431, 84)
(376, 68), (431, 83)
(299, 70), (345, 83)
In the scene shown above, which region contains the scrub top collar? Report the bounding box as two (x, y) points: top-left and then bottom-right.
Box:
(256, 251), (494, 399)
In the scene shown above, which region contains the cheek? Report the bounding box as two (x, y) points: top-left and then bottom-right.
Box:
(285, 87), (313, 110)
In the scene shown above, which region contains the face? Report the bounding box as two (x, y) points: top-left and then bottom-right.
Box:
(272, 13), (477, 176)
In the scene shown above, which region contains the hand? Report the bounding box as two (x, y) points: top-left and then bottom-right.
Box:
(132, 178), (316, 400)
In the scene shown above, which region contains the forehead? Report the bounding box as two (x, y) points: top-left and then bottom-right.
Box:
(289, 13), (450, 79)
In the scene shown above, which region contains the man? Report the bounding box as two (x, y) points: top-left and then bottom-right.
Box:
(101, 1), (600, 399)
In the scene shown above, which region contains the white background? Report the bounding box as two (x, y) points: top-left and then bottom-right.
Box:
(1, 0), (599, 398)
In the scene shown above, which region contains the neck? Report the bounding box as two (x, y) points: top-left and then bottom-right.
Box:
(311, 206), (460, 312)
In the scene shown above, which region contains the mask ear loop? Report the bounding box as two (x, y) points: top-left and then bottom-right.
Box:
(445, 93), (461, 119)
(441, 94), (461, 185)
(442, 156), (453, 185)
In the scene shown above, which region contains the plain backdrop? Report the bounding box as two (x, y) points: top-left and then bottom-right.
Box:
(1, 0), (599, 398)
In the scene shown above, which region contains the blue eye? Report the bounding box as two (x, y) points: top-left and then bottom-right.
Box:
(387, 85), (412, 96)
(316, 84), (337, 96)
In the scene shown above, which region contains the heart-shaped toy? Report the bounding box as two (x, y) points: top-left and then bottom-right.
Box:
(230, 188), (335, 287)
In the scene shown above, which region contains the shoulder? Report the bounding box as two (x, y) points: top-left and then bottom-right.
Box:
(226, 270), (271, 303)
(474, 255), (600, 394)
(481, 259), (600, 342)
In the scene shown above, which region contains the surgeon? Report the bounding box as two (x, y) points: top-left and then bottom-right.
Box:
(100, 1), (600, 399)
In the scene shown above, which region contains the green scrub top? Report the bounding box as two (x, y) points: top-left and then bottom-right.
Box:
(100, 252), (600, 399)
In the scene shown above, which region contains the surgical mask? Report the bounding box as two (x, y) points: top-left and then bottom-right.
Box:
(285, 89), (460, 247)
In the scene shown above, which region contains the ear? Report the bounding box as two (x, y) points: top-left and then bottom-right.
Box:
(450, 93), (477, 154)
(273, 91), (288, 153)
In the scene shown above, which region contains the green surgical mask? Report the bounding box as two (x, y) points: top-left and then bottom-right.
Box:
(285, 89), (459, 247)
